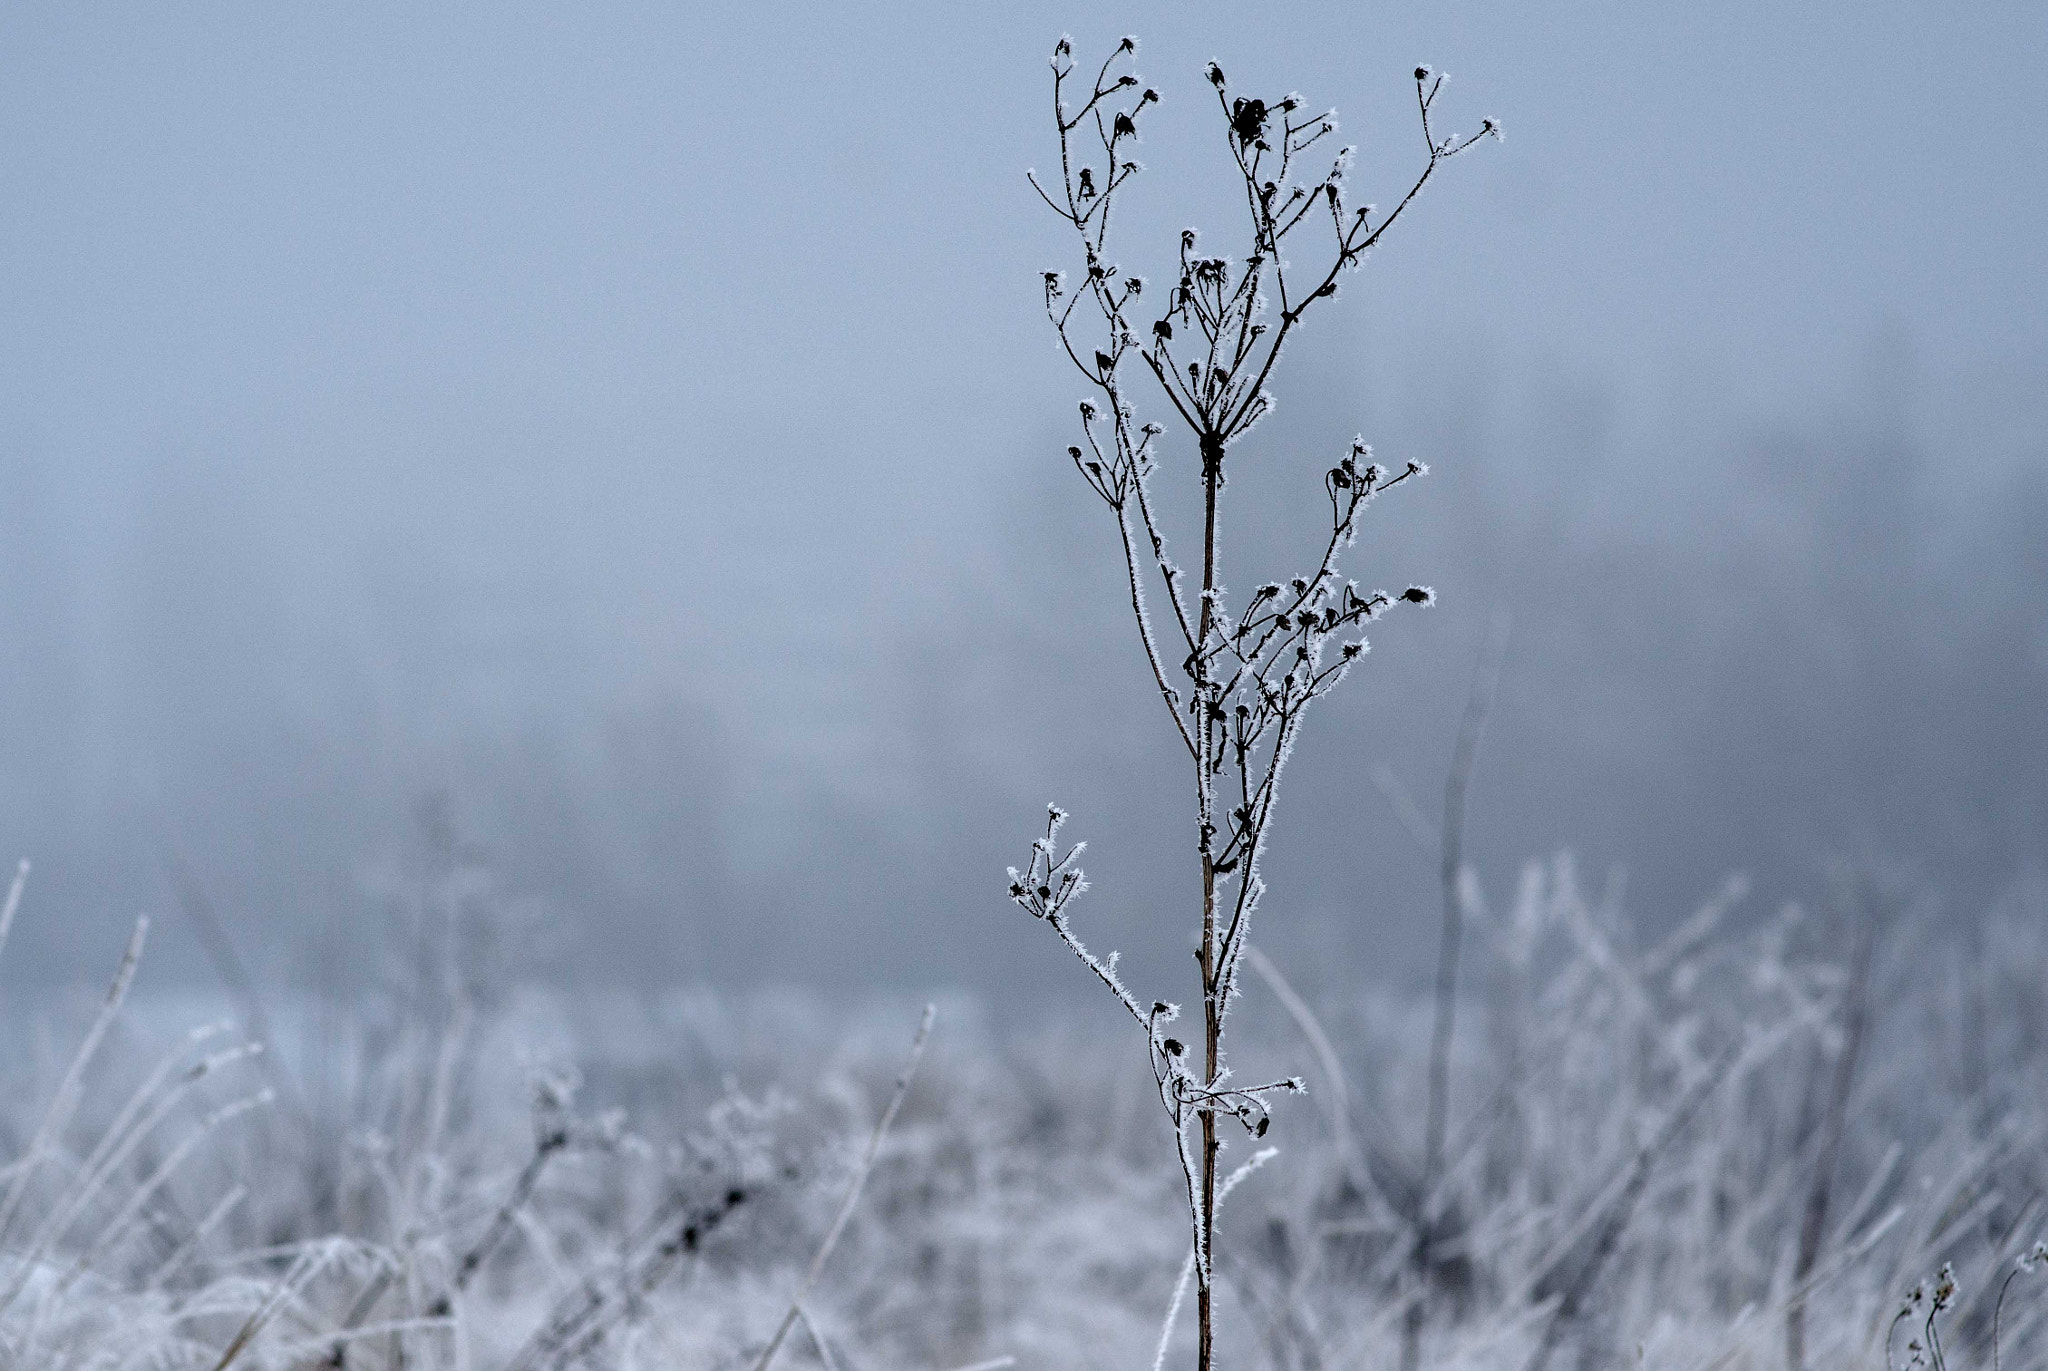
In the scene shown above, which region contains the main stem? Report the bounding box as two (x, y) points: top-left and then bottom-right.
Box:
(1196, 429), (1223, 1371)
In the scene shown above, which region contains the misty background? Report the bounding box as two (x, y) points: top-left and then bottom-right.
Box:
(2, 1), (2042, 1003)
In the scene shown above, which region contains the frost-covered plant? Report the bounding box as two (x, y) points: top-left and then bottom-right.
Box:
(1010, 34), (1495, 1371)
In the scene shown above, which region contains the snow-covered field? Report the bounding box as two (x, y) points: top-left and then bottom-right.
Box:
(3, 859), (2045, 1371)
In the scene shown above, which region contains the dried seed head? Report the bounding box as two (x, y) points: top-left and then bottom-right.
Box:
(1229, 97), (1269, 144)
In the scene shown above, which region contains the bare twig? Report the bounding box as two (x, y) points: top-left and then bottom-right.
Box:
(751, 1003), (937, 1371)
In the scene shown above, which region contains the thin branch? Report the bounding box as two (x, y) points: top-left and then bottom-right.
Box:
(751, 1004), (937, 1371)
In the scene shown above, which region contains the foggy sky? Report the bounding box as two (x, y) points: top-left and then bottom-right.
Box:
(2, 1), (2044, 998)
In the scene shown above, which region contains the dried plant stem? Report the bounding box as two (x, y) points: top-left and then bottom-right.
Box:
(800, 1305), (846, 1371)
(1786, 913), (1876, 1371)
(1245, 943), (1351, 1159)
(1406, 621), (1509, 1371)
(213, 1242), (337, 1370)
(0, 859), (27, 967)
(1020, 38), (1493, 1371)
(0, 915), (148, 1252)
(751, 1003), (936, 1371)
(160, 847), (314, 1134)
(1522, 1044), (1739, 1371)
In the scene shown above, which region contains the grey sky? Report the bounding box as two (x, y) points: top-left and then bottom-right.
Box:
(2, 2), (2043, 993)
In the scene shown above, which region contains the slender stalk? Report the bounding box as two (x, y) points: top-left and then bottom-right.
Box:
(752, 1004), (935, 1371)
(1405, 623), (1509, 1371)
(1199, 430), (1223, 1371)
(1786, 912), (1876, 1371)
